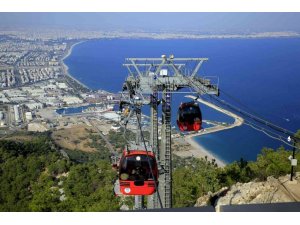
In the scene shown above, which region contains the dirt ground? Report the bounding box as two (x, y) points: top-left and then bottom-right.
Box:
(52, 124), (98, 152)
(2, 135), (37, 142)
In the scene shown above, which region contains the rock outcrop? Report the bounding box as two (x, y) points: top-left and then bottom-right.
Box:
(195, 173), (300, 211)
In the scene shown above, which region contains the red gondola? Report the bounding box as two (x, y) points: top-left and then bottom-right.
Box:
(118, 148), (158, 195)
(177, 102), (202, 132)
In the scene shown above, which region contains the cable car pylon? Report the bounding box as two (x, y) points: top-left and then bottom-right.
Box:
(120, 55), (219, 209)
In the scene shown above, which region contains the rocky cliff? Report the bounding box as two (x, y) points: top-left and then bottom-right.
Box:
(195, 173), (300, 211)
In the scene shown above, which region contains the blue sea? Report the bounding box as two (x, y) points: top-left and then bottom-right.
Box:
(56, 104), (95, 115)
(64, 38), (300, 164)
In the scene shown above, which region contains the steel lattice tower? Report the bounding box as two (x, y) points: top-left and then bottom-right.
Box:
(121, 55), (219, 209)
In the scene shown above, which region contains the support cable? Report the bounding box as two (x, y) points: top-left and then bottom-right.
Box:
(207, 94), (299, 142)
(243, 120), (300, 150)
(219, 89), (265, 117)
(199, 93), (299, 148)
(220, 89), (292, 124)
(134, 108), (164, 209)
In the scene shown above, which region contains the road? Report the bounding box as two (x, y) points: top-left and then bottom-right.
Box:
(88, 119), (116, 154)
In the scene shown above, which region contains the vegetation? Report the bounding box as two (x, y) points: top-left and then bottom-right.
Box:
(172, 155), (221, 207)
(172, 137), (300, 208)
(29, 161), (119, 211)
(64, 148), (110, 163)
(1, 130), (299, 211)
(0, 134), (119, 211)
(107, 129), (135, 150)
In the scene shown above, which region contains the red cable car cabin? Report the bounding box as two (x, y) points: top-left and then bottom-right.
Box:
(119, 149), (158, 195)
(177, 102), (202, 132)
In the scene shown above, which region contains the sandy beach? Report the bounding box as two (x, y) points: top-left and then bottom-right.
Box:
(185, 137), (226, 167)
(173, 133), (227, 167)
(174, 95), (245, 167)
(62, 40), (86, 61)
(61, 40), (90, 90)
(59, 42), (242, 168)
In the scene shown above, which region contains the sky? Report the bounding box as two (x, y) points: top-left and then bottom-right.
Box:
(0, 12), (300, 34)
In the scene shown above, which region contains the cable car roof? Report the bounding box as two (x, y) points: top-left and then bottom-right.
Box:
(125, 142), (153, 154)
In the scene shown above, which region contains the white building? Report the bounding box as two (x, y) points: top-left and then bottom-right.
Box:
(44, 84), (57, 90)
(0, 93), (10, 103)
(10, 96), (28, 102)
(62, 96), (83, 105)
(56, 82), (68, 89)
(27, 88), (45, 97)
(80, 93), (94, 99)
(102, 112), (121, 122)
(25, 102), (43, 110)
(49, 60), (59, 66)
(0, 111), (4, 120)
(25, 112), (33, 121)
(107, 95), (114, 100)
(4, 89), (26, 98)
(111, 124), (121, 131)
(21, 86), (33, 92)
(28, 122), (48, 132)
(39, 96), (61, 107)
(14, 105), (20, 123)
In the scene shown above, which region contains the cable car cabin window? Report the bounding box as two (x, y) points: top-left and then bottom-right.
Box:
(119, 155), (156, 181)
(179, 105), (202, 123)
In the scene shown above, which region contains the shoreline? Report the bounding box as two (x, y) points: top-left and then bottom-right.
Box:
(59, 40), (242, 167)
(62, 40), (86, 61)
(176, 95), (245, 167)
(185, 135), (227, 167)
(60, 40), (90, 90)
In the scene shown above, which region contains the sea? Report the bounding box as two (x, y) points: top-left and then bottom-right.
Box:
(64, 38), (300, 164)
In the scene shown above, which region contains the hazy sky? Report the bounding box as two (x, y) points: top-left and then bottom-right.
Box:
(1, 12), (300, 33)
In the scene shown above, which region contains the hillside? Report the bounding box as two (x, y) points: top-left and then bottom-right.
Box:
(0, 133), (120, 211)
(195, 173), (300, 211)
(0, 130), (299, 211)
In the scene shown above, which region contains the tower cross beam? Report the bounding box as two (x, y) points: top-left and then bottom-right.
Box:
(120, 55), (218, 209)
(129, 59), (143, 77)
(191, 59), (206, 78)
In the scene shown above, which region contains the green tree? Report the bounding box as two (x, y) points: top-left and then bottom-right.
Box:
(172, 156), (221, 207)
(62, 161), (119, 211)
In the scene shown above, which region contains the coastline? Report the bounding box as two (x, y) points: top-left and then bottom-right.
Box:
(61, 40), (90, 90)
(186, 135), (227, 167)
(59, 41), (241, 167)
(175, 95), (245, 167)
(62, 40), (86, 61)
